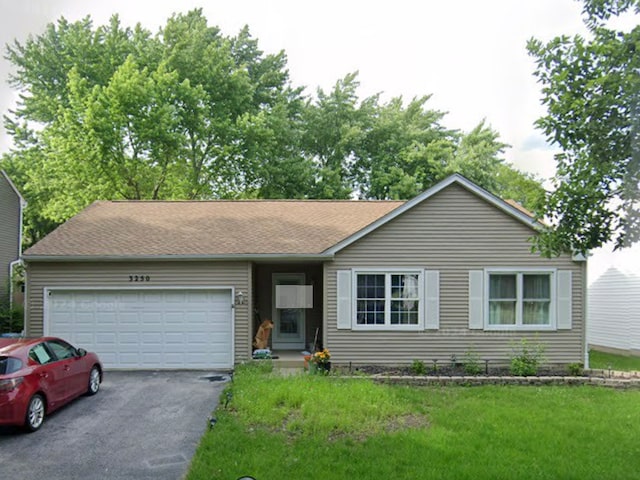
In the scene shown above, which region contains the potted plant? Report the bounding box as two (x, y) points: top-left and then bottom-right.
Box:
(310, 348), (331, 374)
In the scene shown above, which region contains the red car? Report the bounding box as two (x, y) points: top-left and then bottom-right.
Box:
(0, 337), (103, 432)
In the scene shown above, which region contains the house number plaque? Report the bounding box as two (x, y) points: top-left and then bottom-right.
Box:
(129, 275), (151, 282)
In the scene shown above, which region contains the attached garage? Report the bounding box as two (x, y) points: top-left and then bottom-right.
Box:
(45, 288), (234, 369)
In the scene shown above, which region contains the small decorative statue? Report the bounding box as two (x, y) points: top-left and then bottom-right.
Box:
(253, 319), (274, 349)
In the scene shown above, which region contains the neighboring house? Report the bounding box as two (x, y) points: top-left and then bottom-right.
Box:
(22, 174), (586, 370)
(0, 170), (26, 306)
(588, 267), (640, 356)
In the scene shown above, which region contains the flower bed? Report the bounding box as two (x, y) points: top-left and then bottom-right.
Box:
(368, 374), (640, 389)
(332, 364), (640, 389)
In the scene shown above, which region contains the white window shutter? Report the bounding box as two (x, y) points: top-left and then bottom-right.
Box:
(557, 270), (572, 330)
(336, 270), (352, 330)
(424, 270), (440, 329)
(468, 270), (484, 329)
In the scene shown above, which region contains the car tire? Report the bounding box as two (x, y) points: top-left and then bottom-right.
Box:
(25, 394), (45, 432)
(87, 366), (101, 396)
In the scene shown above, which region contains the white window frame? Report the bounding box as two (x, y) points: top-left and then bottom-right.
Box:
(484, 268), (556, 331)
(352, 268), (424, 331)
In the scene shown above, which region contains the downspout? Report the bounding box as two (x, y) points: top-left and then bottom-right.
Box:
(583, 259), (589, 369)
(8, 260), (21, 309)
(16, 195), (26, 335)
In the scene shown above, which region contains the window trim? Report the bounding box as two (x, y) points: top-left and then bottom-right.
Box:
(484, 268), (556, 331)
(352, 268), (424, 331)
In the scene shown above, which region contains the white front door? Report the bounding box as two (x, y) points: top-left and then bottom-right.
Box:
(272, 273), (305, 350)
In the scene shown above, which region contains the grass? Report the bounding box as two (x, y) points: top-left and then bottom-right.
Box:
(590, 349), (640, 371)
(187, 362), (640, 480)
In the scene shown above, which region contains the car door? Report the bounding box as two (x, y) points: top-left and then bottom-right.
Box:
(28, 343), (66, 407)
(46, 340), (87, 401)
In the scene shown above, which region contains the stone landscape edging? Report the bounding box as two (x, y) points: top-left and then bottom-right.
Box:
(350, 372), (640, 389)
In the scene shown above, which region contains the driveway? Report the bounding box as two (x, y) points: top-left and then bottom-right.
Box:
(0, 370), (227, 480)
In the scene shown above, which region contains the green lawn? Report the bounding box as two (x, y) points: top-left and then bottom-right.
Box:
(590, 349), (640, 371)
(187, 363), (640, 480)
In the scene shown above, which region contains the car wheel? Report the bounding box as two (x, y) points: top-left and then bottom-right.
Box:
(87, 366), (100, 396)
(25, 394), (45, 432)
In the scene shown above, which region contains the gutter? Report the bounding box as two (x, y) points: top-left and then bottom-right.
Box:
(22, 253), (335, 263)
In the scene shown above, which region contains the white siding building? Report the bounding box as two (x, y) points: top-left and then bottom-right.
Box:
(588, 267), (640, 356)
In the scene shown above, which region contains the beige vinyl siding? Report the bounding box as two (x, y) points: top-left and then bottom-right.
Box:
(325, 183), (585, 366)
(25, 261), (251, 364)
(0, 174), (21, 303)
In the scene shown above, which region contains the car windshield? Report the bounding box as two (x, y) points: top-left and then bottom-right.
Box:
(0, 356), (23, 375)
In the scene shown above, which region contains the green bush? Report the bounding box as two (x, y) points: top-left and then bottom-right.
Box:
(0, 304), (23, 333)
(411, 359), (427, 375)
(510, 338), (546, 376)
(463, 347), (483, 375)
(567, 362), (584, 376)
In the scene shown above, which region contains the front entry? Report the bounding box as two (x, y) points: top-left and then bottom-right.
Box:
(272, 273), (305, 350)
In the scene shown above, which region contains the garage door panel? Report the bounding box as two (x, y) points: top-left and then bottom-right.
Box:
(50, 315), (73, 328)
(164, 312), (183, 325)
(141, 352), (162, 365)
(100, 353), (118, 365)
(51, 296), (72, 312)
(165, 292), (187, 303)
(118, 353), (140, 365)
(165, 332), (184, 343)
(96, 332), (117, 344)
(141, 332), (162, 343)
(186, 332), (210, 344)
(48, 289), (233, 369)
(164, 355), (186, 367)
(119, 332), (140, 344)
(141, 313), (162, 326)
(75, 332), (95, 345)
(95, 312), (117, 326)
(119, 312), (140, 325)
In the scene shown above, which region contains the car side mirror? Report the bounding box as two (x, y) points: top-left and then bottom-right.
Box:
(76, 348), (87, 357)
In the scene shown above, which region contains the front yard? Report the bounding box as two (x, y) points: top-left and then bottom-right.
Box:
(187, 363), (640, 480)
(590, 349), (640, 372)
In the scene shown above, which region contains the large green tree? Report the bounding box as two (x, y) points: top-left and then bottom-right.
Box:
(302, 74), (543, 205)
(2, 11), (307, 242)
(2, 10), (544, 244)
(528, 0), (640, 255)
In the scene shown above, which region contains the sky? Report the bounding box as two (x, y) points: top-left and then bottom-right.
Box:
(0, 0), (638, 280)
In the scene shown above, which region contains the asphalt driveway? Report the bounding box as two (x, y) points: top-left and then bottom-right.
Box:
(0, 370), (227, 480)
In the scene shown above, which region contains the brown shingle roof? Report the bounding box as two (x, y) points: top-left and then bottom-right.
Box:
(24, 200), (404, 258)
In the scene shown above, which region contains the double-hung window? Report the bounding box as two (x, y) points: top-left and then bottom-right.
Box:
(486, 270), (554, 329)
(355, 271), (422, 329)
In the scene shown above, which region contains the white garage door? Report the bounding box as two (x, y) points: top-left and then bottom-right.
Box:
(47, 289), (233, 369)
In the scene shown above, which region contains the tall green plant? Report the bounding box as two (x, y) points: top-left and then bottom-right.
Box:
(0, 304), (24, 333)
(509, 338), (546, 376)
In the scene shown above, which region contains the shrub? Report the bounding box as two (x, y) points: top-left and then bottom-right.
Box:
(450, 354), (460, 368)
(567, 362), (584, 376)
(509, 338), (546, 376)
(0, 304), (23, 333)
(410, 359), (427, 375)
(463, 347), (483, 375)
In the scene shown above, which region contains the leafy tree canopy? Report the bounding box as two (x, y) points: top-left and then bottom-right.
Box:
(1, 10), (544, 245)
(528, 0), (640, 256)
